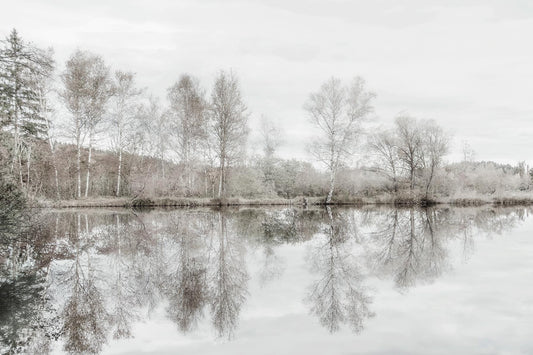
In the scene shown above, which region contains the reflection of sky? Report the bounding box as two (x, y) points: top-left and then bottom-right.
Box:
(90, 217), (533, 355)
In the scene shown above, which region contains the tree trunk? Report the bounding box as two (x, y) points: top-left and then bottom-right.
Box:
(47, 136), (60, 200)
(26, 145), (31, 191)
(13, 83), (23, 188)
(185, 148), (191, 196)
(204, 168), (208, 197)
(76, 133), (81, 199)
(17, 147), (23, 188)
(326, 169), (335, 204)
(54, 166), (60, 200)
(85, 131), (93, 198)
(425, 163), (435, 200)
(392, 164), (398, 193)
(116, 148), (122, 197)
(409, 163), (415, 192)
(218, 156), (225, 198)
(41, 91), (60, 200)
(218, 167), (223, 198)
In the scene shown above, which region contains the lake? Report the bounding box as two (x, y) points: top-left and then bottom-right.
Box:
(1, 206), (533, 354)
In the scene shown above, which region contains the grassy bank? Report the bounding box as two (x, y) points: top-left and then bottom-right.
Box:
(43, 196), (322, 208)
(38, 193), (533, 208)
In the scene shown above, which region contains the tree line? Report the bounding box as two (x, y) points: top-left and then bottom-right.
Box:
(1, 29), (531, 202)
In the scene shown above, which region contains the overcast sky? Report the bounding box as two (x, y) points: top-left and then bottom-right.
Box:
(2, 0), (532, 165)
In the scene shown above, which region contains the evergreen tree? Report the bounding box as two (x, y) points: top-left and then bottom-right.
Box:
(0, 29), (54, 186)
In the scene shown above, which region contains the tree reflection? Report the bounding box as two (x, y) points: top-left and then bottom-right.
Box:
(1, 206), (531, 353)
(0, 199), (58, 354)
(0, 273), (58, 354)
(368, 208), (452, 289)
(163, 210), (250, 339)
(255, 208), (321, 286)
(208, 212), (248, 338)
(369, 207), (524, 289)
(165, 213), (209, 333)
(392, 208), (447, 288)
(61, 214), (109, 354)
(107, 214), (142, 340)
(306, 207), (374, 333)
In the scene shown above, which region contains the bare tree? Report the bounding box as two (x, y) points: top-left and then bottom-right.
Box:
(368, 129), (400, 192)
(259, 115), (282, 192)
(421, 120), (449, 199)
(60, 51), (87, 198)
(461, 140), (476, 163)
(395, 115), (423, 192)
(82, 57), (112, 198)
(394, 116), (450, 197)
(260, 115), (282, 160)
(110, 71), (143, 197)
(147, 96), (169, 179)
(60, 50), (111, 198)
(209, 71), (249, 198)
(304, 77), (375, 203)
(167, 74), (207, 196)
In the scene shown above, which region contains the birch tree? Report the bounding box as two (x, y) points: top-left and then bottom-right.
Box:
(36, 48), (60, 199)
(304, 77), (375, 203)
(82, 57), (111, 198)
(60, 50), (111, 198)
(209, 71), (248, 198)
(147, 96), (169, 178)
(110, 71), (143, 197)
(167, 74), (207, 195)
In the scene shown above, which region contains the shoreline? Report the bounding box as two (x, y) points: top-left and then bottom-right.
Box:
(33, 195), (533, 208)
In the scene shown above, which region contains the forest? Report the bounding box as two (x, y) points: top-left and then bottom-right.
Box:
(1, 28), (532, 207)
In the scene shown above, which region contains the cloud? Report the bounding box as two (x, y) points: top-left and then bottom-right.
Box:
(2, 0), (532, 164)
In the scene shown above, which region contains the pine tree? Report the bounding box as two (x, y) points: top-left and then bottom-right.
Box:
(0, 29), (53, 187)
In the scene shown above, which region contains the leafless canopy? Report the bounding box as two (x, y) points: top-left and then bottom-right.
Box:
(209, 70), (249, 198)
(305, 76), (375, 203)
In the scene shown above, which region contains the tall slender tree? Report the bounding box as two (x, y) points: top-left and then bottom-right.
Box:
(167, 74), (207, 196)
(110, 71), (143, 197)
(209, 71), (248, 198)
(304, 77), (375, 203)
(60, 50), (111, 198)
(146, 96), (169, 178)
(420, 120), (449, 199)
(36, 48), (60, 199)
(259, 115), (282, 192)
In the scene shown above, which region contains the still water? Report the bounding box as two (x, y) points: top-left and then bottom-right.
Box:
(1, 206), (533, 354)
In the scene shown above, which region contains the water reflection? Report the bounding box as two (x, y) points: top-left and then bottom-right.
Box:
(305, 207), (374, 333)
(165, 213), (209, 333)
(367, 208), (520, 289)
(0, 206), (529, 353)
